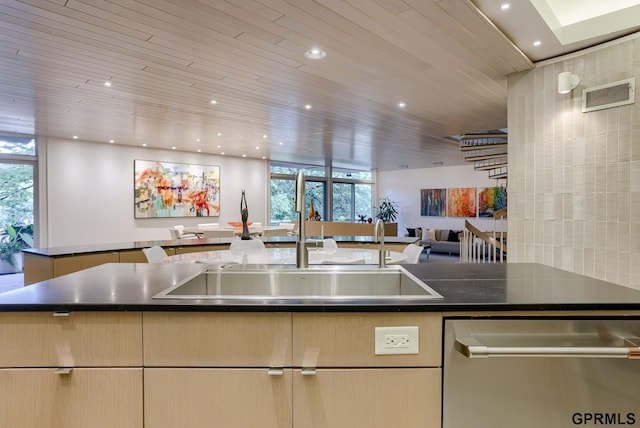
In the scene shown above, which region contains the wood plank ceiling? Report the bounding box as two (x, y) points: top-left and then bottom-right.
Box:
(0, 0), (533, 171)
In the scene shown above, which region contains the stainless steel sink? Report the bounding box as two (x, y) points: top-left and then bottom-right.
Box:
(153, 265), (443, 304)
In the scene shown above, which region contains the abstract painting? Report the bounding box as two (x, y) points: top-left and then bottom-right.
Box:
(420, 188), (446, 216)
(478, 186), (507, 217)
(134, 160), (220, 218)
(447, 187), (476, 217)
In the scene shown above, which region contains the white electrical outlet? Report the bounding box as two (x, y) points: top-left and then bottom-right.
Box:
(374, 326), (419, 355)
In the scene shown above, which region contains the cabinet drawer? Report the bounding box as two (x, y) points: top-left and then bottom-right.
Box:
(143, 312), (292, 367)
(294, 368), (441, 428)
(0, 368), (142, 428)
(145, 368), (292, 428)
(293, 313), (442, 367)
(0, 312), (142, 367)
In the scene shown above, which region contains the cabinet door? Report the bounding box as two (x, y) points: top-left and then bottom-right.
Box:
(0, 368), (142, 428)
(0, 311), (142, 367)
(293, 368), (440, 428)
(143, 312), (292, 367)
(145, 368), (292, 428)
(53, 252), (119, 277)
(293, 313), (442, 367)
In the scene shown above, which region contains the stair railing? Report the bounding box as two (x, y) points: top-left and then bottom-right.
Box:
(460, 214), (507, 263)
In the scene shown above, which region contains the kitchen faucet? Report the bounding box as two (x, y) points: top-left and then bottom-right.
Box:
(295, 170), (308, 268)
(374, 219), (386, 268)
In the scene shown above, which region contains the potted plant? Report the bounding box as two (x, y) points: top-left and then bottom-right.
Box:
(375, 196), (399, 223)
(0, 224), (33, 274)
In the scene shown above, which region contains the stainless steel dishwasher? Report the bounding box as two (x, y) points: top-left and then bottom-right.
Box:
(443, 318), (640, 428)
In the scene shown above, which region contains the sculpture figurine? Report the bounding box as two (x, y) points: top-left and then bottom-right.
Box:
(240, 190), (251, 240)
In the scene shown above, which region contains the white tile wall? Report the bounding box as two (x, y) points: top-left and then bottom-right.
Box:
(508, 35), (640, 289)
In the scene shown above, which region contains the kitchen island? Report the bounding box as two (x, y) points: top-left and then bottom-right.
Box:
(0, 262), (639, 428)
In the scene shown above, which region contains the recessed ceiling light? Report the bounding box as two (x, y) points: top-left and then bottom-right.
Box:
(533, 40), (542, 46)
(262, 156), (266, 159)
(142, 143), (147, 147)
(109, 139), (115, 143)
(262, 134), (267, 139)
(171, 146), (176, 150)
(217, 132), (222, 137)
(210, 100), (217, 105)
(279, 141), (283, 145)
(256, 146), (260, 150)
(197, 149), (202, 153)
(196, 138), (200, 142)
(501, 3), (510, 10)
(304, 48), (327, 60)
(242, 154), (246, 158)
(304, 104), (312, 110)
(220, 152), (225, 155)
(73, 135), (78, 139)
(397, 101), (407, 108)
(103, 81), (112, 87)
(217, 144), (221, 149)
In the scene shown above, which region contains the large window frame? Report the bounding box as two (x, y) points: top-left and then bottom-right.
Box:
(269, 162), (374, 226)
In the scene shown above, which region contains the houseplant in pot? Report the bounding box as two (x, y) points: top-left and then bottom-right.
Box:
(0, 224), (33, 274)
(375, 196), (399, 223)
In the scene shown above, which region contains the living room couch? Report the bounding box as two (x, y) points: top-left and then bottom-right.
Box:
(406, 227), (461, 255)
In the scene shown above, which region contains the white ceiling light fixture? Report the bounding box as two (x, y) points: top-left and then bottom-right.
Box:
(558, 71), (580, 94)
(501, 3), (510, 10)
(304, 48), (327, 59)
(397, 101), (407, 108)
(103, 81), (112, 87)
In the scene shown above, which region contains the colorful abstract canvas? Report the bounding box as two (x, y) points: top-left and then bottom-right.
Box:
(420, 188), (446, 216)
(478, 186), (507, 217)
(134, 160), (220, 218)
(447, 187), (476, 217)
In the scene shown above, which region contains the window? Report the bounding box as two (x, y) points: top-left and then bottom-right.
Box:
(269, 162), (373, 226)
(0, 134), (37, 272)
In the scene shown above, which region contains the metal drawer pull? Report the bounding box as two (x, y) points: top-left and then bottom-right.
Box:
(456, 336), (640, 359)
(53, 312), (70, 317)
(268, 368), (284, 376)
(301, 368), (317, 376)
(54, 368), (73, 375)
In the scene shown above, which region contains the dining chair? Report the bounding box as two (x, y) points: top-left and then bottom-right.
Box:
(168, 227), (181, 240)
(142, 246), (168, 263)
(230, 239), (265, 254)
(322, 238), (338, 254)
(402, 243), (424, 264)
(173, 224), (198, 239)
(202, 229), (234, 238)
(197, 222), (219, 229)
(262, 228), (288, 236)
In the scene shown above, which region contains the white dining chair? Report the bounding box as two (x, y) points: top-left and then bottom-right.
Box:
(173, 224), (198, 239)
(203, 229), (234, 238)
(168, 227), (181, 240)
(230, 239), (265, 254)
(402, 243), (424, 264)
(322, 238), (338, 254)
(262, 227), (288, 236)
(142, 246), (168, 263)
(197, 222), (219, 229)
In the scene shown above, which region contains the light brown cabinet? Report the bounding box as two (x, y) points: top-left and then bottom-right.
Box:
(143, 312), (442, 428)
(0, 312), (143, 427)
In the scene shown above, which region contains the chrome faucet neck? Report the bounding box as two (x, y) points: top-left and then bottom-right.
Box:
(375, 219), (386, 268)
(295, 171), (308, 268)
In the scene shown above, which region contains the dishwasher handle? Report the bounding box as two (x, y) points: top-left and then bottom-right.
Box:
(455, 336), (640, 359)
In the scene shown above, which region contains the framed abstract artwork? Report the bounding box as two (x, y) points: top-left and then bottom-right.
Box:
(420, 188), (447, 216)
(447, 187), (476, 217)
(134, 160), (220, 218)
(478, 186), (507, 217)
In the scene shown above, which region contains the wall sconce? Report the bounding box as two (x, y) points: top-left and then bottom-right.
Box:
(558, 71), (580, 94)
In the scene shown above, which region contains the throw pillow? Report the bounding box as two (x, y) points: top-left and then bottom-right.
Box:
(415, 227), (422, 239)
(448, 230), (460, 242)
(423, 228), (436, 241)
(406, 228), (416, 237)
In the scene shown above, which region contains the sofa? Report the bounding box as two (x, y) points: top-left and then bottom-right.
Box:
(406, 227), (461, 255)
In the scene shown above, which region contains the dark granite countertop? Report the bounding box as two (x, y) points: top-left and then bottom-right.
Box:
(23, 236), (418, 257)
(1, 262), (640, 312)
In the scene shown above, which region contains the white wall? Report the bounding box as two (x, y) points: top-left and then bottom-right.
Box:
(507, 33), (640, 289)
(44, 138), (267, 247)
(377, 164), (504, 237)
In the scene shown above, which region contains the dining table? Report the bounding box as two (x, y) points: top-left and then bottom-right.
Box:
(165, 246), (407, 265)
